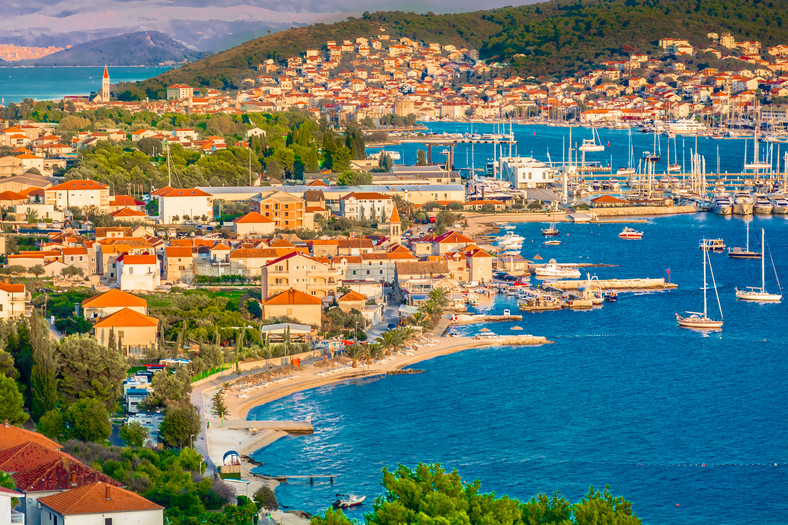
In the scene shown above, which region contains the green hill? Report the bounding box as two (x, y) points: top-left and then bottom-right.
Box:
(119, 0), (788, 99)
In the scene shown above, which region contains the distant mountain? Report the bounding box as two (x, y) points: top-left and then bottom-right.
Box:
(27, 31), (205, 67)
(119, 0), (788, 99)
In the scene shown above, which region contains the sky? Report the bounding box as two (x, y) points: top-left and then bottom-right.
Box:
(0, 0), (539, 51)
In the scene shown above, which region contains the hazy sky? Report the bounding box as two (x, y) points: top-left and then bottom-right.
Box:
(0, 0), (539, 50)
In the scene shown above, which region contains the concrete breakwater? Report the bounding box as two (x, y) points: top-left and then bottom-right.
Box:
(549, 277), (677, 291)
(449, 314), (523, 325)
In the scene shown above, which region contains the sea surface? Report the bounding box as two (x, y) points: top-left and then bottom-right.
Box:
(368, 121), (788, 177)
(249, 213), (788, 524)
(0, 66), (171, 104)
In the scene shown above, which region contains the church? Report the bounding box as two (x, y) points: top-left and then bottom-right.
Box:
(91, 66), (111, 103)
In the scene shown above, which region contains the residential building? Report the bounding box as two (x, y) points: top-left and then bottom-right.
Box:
(94, 308), (159, 357)
(157, 188), (213, 224)
(166, 84), (194, 100)
(0, 279), (28, 318)
(117, 254), (160, 291)
(38, 481), (164, 525)
(499, 157), (556, 189)
(250, 190), (311, 230)
(261, 252), (340, 299)
(163, 246), (194, 283)
(233, 211), (276, 237)
(44, 180), (110, 211)
(260, 288), (322, 326)
(339, 192), (394, 221)
(0, 486), (23, 525)
(82, 289), (148, 321)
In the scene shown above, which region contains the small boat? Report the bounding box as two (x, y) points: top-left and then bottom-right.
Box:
(676, 247), (723, 330)
(544, 239), (561, 246)
(618, 227), (643, 240)
(535, 260), (581, 279)
(333, 494), (366, 509)
(735, 228), (782, 302)
(604, 291), (618, 302)
(727, 221), (760, 259)
(541, 223), (560, 236)
(699, 238), (725, 252)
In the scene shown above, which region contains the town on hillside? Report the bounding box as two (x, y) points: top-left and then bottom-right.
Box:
(1, 27), (788, 525)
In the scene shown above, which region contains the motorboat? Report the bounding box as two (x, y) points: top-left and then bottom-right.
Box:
(497, 233), (524, 250)
(618, 227), (643, 240)
(534, 260), (581, 279)
(676, 248), (723, 330)
(771, 194), (788, 215)
(753, 193), (773, 215)
(733, 191), (754, 216)
(544, 239), (561, 246)
(541, 223), (560, 236)
(334, 494), (366, 509)
(735, 228), (782, 302)
(699, 238), (725, 252)
(712, 193), (733, 216)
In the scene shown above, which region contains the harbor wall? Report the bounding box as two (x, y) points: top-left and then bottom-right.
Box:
(591, 205), (698, 217)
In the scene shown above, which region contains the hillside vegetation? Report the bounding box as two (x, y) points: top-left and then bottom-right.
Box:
(120, 0), (788, 99)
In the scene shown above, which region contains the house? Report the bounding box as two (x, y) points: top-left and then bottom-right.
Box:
(337, 290), (383, 327)
(250, 190), (312, 230)
(116, 253), (160, 291)
(44, 180), (110, 211)
(38, 481), (164, 525)
(60, 246), (90, 275)
(163, 246), (194, 283)
(339, 192), (394, 221)
(261, 252), (340, 299)
(233, 211), (276, 238)
(0, 279), (28, 318)
(260, 288), (322, 326)
(94, 308), (159, 357)
(0, 486), (23, 525)
(0, 420), (62, 451)
(81, 289), (147, 321)
(465, 247), (494, 283)
(166, 84), (194, 100)
(157, 188), (213, 224)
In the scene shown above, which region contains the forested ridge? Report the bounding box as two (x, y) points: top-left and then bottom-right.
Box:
(120, 0), (788, 99)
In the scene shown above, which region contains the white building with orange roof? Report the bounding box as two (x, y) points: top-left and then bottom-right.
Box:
(0, 279), (28, 318)
(116, 253), (160, 291)
(260, 288), (322, 326)
(157, 188), (213, 224)
(166, 84), (194, 100)
(233, 211), (276, 238)
(339, 191), (394, 221)
(82, 289), (148, 321)
(110, 207), (151, 222)
(108, 195), (145, 213)
(38, 481), (163, 524)
(94, 309), (159, 356)
(44, 179), (110, 211)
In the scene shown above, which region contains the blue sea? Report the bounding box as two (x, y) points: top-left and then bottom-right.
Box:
(0, 66), (171, 104)
(249, 213), (788, 524)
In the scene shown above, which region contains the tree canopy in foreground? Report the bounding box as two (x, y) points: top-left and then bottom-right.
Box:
(311, 463), (640, 525)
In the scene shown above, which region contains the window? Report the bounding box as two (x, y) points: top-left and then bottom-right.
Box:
(105, 519), (113, 525)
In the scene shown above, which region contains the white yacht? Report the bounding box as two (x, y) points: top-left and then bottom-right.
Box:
(753, 193), (773, 215)
(535, 260), (581, 279)
(732, 192), (754, 216)
(771, 194), (788, 215)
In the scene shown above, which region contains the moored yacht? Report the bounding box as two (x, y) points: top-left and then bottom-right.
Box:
(712, 193), (733, 216)
(733, 191), (754, 216)
(753, 193), (773, 215)
(534, 260), (581, 279)
(771, 194), (788, 215)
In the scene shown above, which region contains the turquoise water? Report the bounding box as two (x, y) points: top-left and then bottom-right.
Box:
(249, 213), (788, 524)
(0, 66), (171, 103)
(369, 121), (785, 176)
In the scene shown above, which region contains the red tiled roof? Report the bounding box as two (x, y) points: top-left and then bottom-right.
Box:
(13, 456), (119, 492)
(160, 188), (212, 198)
(262, 288), (322, 305)
(337, 290), (366, 302)
(38, 481), (162, 515)
(0, 441), (69, 473)
(165, 247), (193, 258)
(110, 195), (145, 206)
(0, 279), (25, 293)
(110, 208), (147, 218)
(117, 254), (157, 265)
(233, 211), (275, 224)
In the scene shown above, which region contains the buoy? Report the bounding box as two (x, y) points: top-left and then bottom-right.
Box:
(676, 504), (680, 507)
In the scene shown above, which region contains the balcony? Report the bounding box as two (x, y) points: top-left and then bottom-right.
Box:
(11, 510), (24, 524)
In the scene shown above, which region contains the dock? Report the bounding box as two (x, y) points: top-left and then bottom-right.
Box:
(253, 473), (337, 483)
(221, 419), (314, 435)
(549, 278), (677, 291)
(449, 314), (523, 325)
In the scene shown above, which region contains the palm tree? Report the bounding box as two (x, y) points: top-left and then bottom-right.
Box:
(345, 343), (367, 368)
(428, 287), (449, 309)
(408, 311), (432, 330)
(419, 299), (441, 318)
(375, 330), (397, 356)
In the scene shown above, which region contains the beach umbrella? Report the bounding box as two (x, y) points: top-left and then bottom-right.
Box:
(511, 326), (523, 331)
(533, 254), (543, 260)
(479, 327), (492, 332)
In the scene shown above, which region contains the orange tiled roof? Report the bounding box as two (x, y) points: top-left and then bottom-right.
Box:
(0, 422), (61, 451)
(165, 247), (193, 258)
(110, 207), (147, 218)
(38, 481), (162, 515)
(263, 288), (322, 305)
(13, 457), (120, 492)
(118, 254), (156, 265)
(160, 188), (212, 198)
(0, 441), (69, 473)
(47, 180), (108, 191)
(338, 290), (366, 302)
(81, 289), (146, 309)
(94, 308), (159, 328)
(233, 211), (275, 224)
(0, 190), (27, 200)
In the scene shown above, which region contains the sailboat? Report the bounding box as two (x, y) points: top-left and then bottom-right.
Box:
(579, 126), (604, 152)
(728, 220), (761, 259)
(735, 229), (782, 302)
(676, 246), (723, 330)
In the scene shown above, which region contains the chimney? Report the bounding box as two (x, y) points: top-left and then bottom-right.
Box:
(105, 483), (111, 501)
(71, 471), (77, 487)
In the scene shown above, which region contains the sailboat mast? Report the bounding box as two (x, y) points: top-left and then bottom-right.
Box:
(703, 248), (708, 319)
(761, 228), (766, 291)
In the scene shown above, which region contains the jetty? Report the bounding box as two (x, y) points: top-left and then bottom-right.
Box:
(254, 473), (338, 483)
(220, 419), (314, 435)
(449, 313), (522, 325)
(549, 277), (677, 291)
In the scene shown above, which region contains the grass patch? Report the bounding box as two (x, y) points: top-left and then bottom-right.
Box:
(141, 288), (252, 309)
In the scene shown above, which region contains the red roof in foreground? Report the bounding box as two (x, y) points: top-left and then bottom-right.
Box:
(13, 456), (119, 492)
(0, 441), (68, 473)
(0, 422), (61, 451)
(38, 481), (162, 515)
